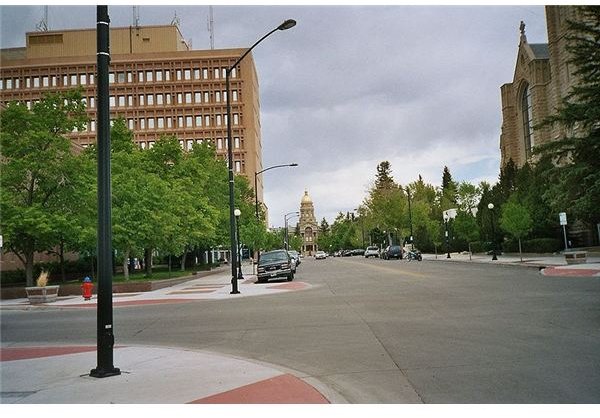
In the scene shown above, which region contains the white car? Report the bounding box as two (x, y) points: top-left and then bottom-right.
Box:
(315, 251), (327, 260)
(364, 246), (380, 258)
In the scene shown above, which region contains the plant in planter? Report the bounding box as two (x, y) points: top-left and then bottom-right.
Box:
(25, 271), (60, 304)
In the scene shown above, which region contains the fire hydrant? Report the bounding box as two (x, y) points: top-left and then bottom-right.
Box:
(81, 277), (93, 301)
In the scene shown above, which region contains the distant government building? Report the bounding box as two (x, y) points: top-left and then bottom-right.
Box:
(0, 23), (266, 213)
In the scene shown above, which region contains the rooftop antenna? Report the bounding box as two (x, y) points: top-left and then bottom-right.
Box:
(36, 5), (48, 31)
(171, 10), (181, 27)
(132, 5), (140, 28)
(207, 6), (215, 49)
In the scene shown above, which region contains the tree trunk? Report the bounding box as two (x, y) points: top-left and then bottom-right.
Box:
(25, 251), (35, 287)
(180, 249), (187, 271)
(518, 238), (523, 262)
(144, 248), (152, 276)
(59, 240), (66, 283)
(123, 248), (130, 280)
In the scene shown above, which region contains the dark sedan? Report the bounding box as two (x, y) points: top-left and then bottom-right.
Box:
(382, 245), (403, 260)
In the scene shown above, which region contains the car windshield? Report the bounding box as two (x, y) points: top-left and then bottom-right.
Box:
(367, 247), (378, 250)
(260, 251), (288, 263)
(390, 246), (401, 251)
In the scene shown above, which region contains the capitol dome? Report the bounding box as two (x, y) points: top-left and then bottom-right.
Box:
(301, 189), (312, 204)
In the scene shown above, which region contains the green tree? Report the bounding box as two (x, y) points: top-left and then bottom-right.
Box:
(0, 90), (88, 286)
(500, 198), (533, 261)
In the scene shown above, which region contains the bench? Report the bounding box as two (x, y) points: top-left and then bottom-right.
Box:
(564, 251), (587, 265)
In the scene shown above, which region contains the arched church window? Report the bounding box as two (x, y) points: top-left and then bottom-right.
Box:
(521, 84), (535, 159)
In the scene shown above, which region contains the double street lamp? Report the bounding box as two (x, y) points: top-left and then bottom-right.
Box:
(254, 163), (298, 219)
(284, 211), (300, 250)
(226, 19), (296, 295)
(443, 208), (457, 259)
(234, 208), (244, 281)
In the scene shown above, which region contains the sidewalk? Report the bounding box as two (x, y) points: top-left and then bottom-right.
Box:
(422, 251), (600, 277)
(0, 263), (313, 310)
(0, 345), (336, 404)
(0, 263), (340, 404)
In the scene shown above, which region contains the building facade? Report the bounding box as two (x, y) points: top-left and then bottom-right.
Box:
(297, 190), (319, 256)
(0, 24), (265, 204)
(499, 6), (578, 168)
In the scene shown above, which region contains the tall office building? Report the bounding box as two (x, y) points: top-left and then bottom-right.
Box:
(0, 24), (265, 205)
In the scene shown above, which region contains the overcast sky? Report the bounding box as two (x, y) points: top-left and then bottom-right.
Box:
(0, 3), (550, 227)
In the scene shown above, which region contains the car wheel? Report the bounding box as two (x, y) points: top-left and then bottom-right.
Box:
(287, 272), (294, 281)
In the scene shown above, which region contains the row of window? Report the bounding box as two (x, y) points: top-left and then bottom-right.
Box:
(0, 67), (238, 91)
(105, 90), (238, 108)
(80, 113), (241, 133)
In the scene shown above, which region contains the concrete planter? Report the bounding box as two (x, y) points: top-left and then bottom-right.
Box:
(565, 251), (587, 265)
(25, 285), (60, 304)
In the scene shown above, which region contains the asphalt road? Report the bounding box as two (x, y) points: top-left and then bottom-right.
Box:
(2, 256), (599, 403)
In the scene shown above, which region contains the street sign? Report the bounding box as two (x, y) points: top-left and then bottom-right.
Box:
(559, 212), (567, 226)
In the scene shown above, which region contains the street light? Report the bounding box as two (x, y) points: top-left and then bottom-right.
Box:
(443, 208), (457, 259)
(284, 211), (299, 250)
(226, 19), (296, 295)
(406, 187), (414, 250)
(234, 208), (244, 281)
(254, 163), (298, 219)
(488, 203), (498, 261)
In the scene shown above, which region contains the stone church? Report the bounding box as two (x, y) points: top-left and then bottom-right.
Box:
(499, 6), (578, 168)
(297, 190), (319, 256)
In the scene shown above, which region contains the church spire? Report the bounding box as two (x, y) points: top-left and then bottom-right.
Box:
(519, 20), (527, 45)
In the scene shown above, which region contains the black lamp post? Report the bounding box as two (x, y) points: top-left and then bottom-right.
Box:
(234, 208), (244, 280)
(488, 203), (498, 260)
(90, 5), (120, 379)
(254, 163), (298, 219)
(443, 213), (451, 259)
(407, 187), (414, 250)
(226, 19), (296, 295)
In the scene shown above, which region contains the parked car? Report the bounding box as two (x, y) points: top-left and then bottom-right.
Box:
(364, 246), (380, 258)
(342, 250), (353, 257)
(351, 249), (365, 256)
(382, 245), (403, 260)
(288, 250), (301, 267)
(257, 250), (295, 283)
(315, 251), (327, 260)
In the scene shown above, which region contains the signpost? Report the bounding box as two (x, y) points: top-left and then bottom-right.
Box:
(559, 212), (568, 251)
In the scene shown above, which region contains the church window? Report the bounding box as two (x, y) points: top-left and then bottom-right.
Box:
(521, 84), (534, 159)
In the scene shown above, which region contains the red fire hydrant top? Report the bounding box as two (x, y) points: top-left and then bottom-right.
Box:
(81, 277), (93, 301)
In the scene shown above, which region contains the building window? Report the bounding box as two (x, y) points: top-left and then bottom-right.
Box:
(217, 138), (223, 150)
(186, 116), (193, 127)
(108, 73), (114, 84)
(157, 117), (164, 128)
(91, 121), (96, 132)
(127, 72), (133, 82)
(176, 69), (182, 80)
(147, 118), (155, 129)
(178, 116), (184, 127)
(234, 161), (241, 173)
(51, 76), (57, 86)
(147, 94), (154, 105)
(231, 67), (237, 78)
(139, 94), (145, 106)
(184, 69), (191, 80)
(118, 96), (125, 107)
(216, 115), (222, 126)
(232, 90), (238, 101)
(167, 118), (172, 128)
(215, 91), (221, 102)
(117, 72), (125, 83)
(233, 114), (239, 125)
(222, 68), (227, 78)
(146, 71), (153, 82)
(165, 70), (171, 81)
(89, 74), (94, 85)
(128, 95), (133, 106)
(156, 70), (163, 81)
(202, 68), (208, 79)
(166, 94), (172, 104)
(234, 137), (240, 149)
(194, 92), (201, 103)
(187, 139), (194, 150)
(203, 92), (209, 103)
(109, 96), (116, 107)
(43, 76), (49, 87)
(185, 92), (192, 104)
(140, 119), (145, 129)
(128, 119), (134, 129)
(33, 77), (40, 88)
(194, 69), (200, 79)
(156, 94), (163, 105)
(195, 115), (202, 126)
(90, 97), (95, 108)
(521, 84), (534, 159)
(204, 115), (210, 126)
(177, 93), (183, 104)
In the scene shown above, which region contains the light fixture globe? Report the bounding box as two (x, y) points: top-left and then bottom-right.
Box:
(278, 19), (297, 30)
(234, 208), (241, 217)
(488, 203), (494, 210)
